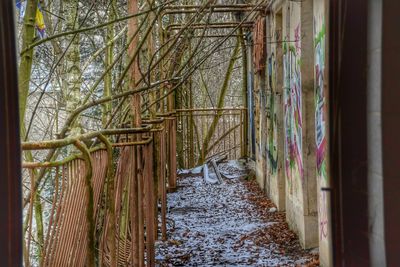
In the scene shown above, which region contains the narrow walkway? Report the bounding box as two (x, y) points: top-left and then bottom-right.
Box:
(156, 161), (319, 266)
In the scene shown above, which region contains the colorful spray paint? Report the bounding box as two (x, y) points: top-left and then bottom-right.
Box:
(283, 28), (303, 193)
(315, 23), (327, 182)
(314, 16), (329, 241)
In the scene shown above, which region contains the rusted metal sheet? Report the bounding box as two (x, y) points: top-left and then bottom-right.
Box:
(165, 117), (177, 190)
(148, 124), (167, 242)
(23, 127), (166, 267)
(98, 133), (158, 267)
(144, 142), (156, 266)
(158, 128), (167, 240)
(42, 150), (108, 266)
(101, 145), (137, 266)
(253, 17), (266, 73)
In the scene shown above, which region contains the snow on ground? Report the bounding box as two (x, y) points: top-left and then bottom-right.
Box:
(156, 161), (319, 266)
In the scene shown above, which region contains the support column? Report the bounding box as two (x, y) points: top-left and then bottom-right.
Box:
(314, 0), (332, 265)
(266, 7), (286, 211)
(282, 0), (318, 249)
(300, 0), (318, 249)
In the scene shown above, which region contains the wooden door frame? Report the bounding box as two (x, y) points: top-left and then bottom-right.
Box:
(0, 0), (23, 266)
(328, 0), (370, 265)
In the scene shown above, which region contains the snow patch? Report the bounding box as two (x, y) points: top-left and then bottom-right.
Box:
(177, 169), (190, 175)
(156, 166), (318, 266)
(190, 166), (203, 174)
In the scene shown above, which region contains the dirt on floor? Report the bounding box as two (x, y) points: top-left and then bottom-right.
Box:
(155, 160), (319, 267)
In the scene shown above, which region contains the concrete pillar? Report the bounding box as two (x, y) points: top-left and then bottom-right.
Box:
(282, 0), (318, 249)
(266, 8), (286, 211)
(314, 0), (333, 265)
(300, 0), (319, 249)
(254, 70), (265, 188)
(274, 10), (286, 211)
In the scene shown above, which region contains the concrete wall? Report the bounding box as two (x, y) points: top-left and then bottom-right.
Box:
(253, 41), (267, 189)
(249, 0), (399, 264)
(251, 0), (328, 260)
(313, 0), (332, 265)
(281, 0), (318, 250)
(266, 7), (286, 211)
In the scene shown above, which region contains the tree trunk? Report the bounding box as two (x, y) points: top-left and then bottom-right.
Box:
(103, 0), (116, 127)
(18, 0), (38, 129)
(198, 37), (240, 164)
(64, 0), (82, 136)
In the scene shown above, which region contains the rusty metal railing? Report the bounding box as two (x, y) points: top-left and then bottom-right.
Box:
(21, 120), (176, 267)
(175, 108), (246, 169)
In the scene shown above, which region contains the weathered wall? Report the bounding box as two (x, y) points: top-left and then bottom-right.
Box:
(249, 0), (400, 264)
(266, 8), (286, 211)
(281, 1), (303, 239)
(254, 71), (268, 189)
(280, 0), (318, 249)
(252, 17), (268, 191)
(313, 0), (332, 265)
(251, 0), (325, 254)
(282, 0), (303, 215)
(253, 35), (267, 188)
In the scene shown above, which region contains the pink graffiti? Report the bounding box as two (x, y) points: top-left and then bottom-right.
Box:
(319, 191), (329, 240)
(283, 45), (304, 184)
(295, 24), (301, 53)
(315, 38), (326, 175)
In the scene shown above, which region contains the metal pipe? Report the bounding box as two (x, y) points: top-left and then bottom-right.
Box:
(163, 8), (265, 15)
(167, 22), (253, 31)
(21, 126), (152, 150)
(164, 4), (267, 10)
(112, 138), (153, 147)
(173, 34), (245, 39)
(176, 107), (246, 112)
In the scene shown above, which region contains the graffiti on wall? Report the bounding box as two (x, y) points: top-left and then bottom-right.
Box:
(294, 24), (301, 54)
(319, 190), (329, 239)
(283, 29), (303, 193)
(314, 16), (329, 241)
(267, 53), (278, 173)
(315, 22), (327, 181)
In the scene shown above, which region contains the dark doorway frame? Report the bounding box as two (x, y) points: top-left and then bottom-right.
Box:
(0, 0), (23, 266)
(328, 0), (370, 265)
(329, 0), (400, 265)
(381, 1), (400, 266)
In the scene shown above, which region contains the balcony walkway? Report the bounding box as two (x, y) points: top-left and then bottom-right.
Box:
(156, 161), (319, 266)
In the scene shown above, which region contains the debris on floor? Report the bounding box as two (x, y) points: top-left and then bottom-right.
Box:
(156, 160), (319, 266)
